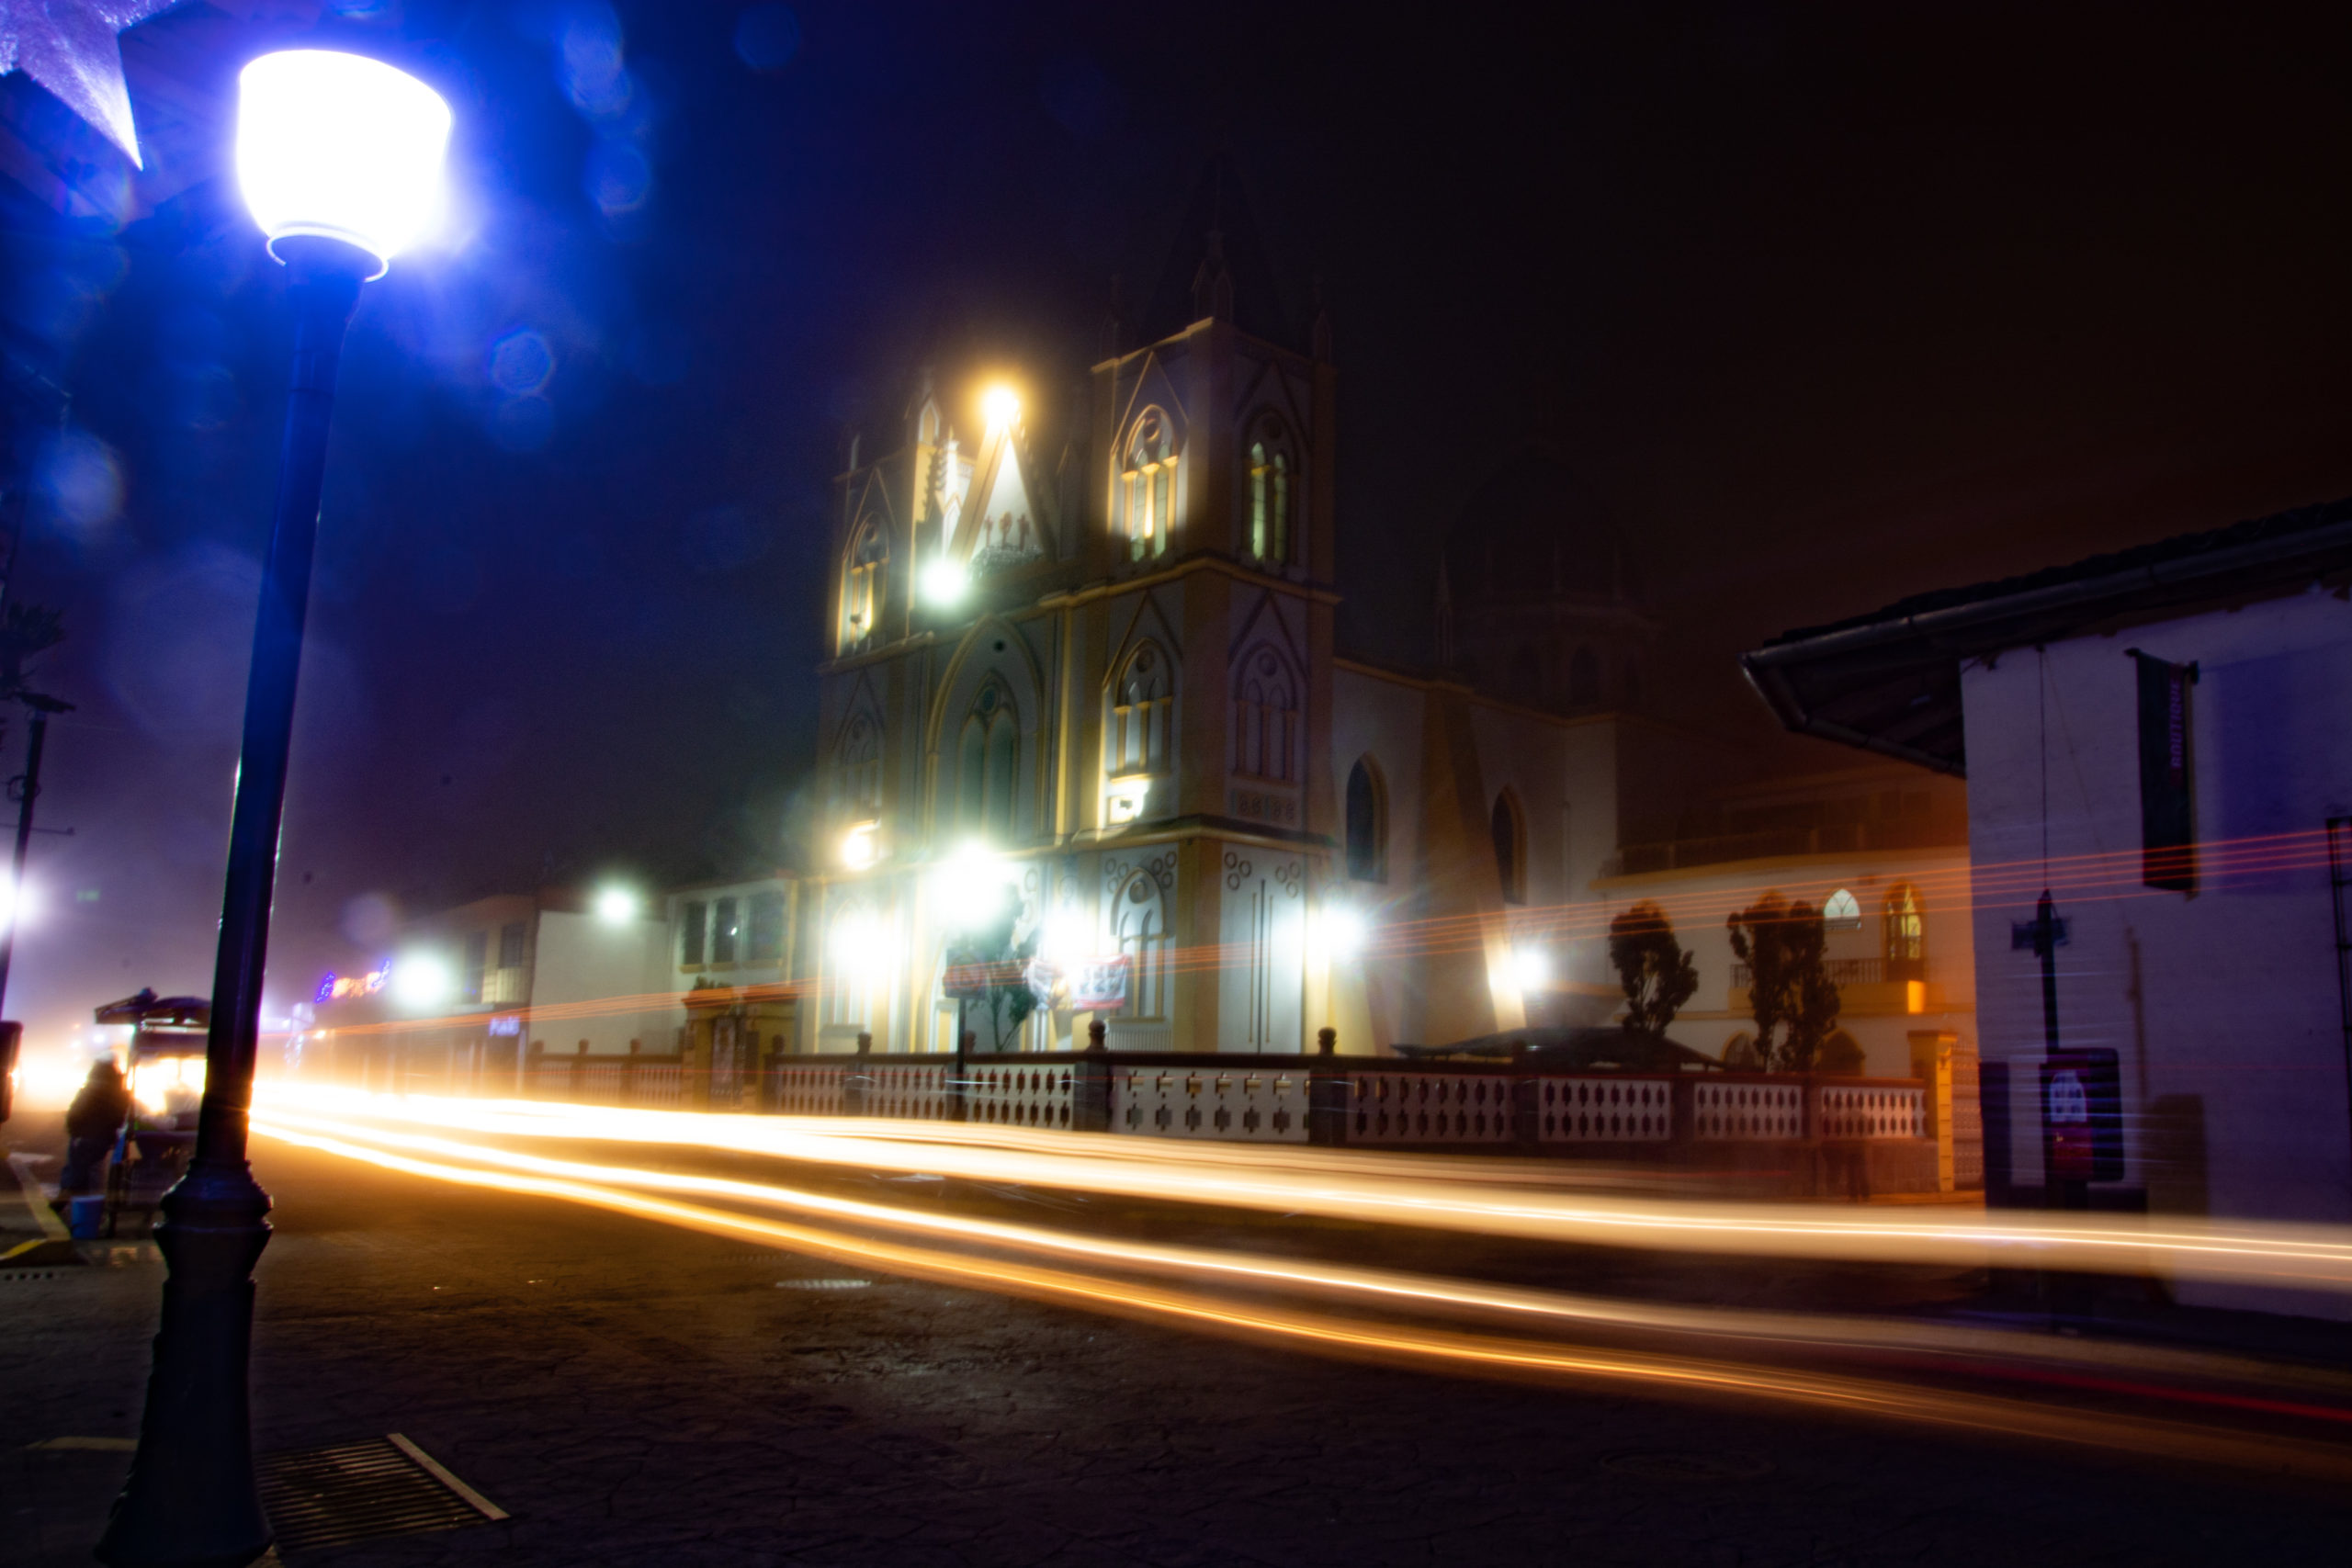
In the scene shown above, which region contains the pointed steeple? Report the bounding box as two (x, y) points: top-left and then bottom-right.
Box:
(1192, 229), (1234, 322)
(1140, 153), (1295, 347)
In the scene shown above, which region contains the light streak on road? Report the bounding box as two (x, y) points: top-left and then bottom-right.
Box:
(257, 1083), (2352, 1294)
(254, 1111), (2352, 1483)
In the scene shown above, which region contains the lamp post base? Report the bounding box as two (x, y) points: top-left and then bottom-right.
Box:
(95, 1162), (274, 1567)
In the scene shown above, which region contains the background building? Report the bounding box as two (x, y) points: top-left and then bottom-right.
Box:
(1747, 497), (2352, 1269)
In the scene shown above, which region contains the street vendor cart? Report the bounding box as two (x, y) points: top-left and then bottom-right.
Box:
(96, 989), (209, 1238)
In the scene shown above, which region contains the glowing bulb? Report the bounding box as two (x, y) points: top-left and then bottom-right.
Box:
(922, 558), (969, 607)
(982, 385), (1020, 431)
(595, 888), (639, 924)
(841, 822), (879, 871)
(1510, 946), (1550, 992)
(1318, 907), (1369, 964)
(391, 953), (452, 1009)
(237, 51), (453, 275)
(935, 842), (1015, 932)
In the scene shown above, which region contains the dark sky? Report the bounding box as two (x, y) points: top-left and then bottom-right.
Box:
(4, 1), (2351, 1047)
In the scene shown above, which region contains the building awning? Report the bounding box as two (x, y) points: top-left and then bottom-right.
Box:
(1740, 496), (2352, 776)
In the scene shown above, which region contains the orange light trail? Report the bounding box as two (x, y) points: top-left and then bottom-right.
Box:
(253, 1109), (2352, 1483)
(257, 1085), (2352, 1293)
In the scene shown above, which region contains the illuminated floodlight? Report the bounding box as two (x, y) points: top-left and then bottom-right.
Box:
(237, 51), (454, 275)
(594, 887), (639, 924)
(935, 842), (1016, 932)
(0, 874), (30, 931)
(1317, 906), (1369, 964)
(1102, 781), (1146, 825)
(922, 557), (969, 607)
(391, 953), (452, 1009)
(841, 821), (880, 871)
(1510, 946), (1549, 992)
(981, 384), (1020, 431)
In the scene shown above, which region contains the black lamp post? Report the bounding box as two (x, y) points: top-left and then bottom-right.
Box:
(98, 51), (452, 1568)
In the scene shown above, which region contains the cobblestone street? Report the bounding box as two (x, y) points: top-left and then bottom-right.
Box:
(7, 1137), (2349, 1566)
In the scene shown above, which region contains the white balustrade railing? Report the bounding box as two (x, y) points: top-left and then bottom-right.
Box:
(1535, 1077), (1674, 1143)
(1816, 1084), (1925, 1140)
(1113, 1066), (1308, 1141)
(967, 1063), (1076, 1130)
(630, 1066), (685, 1108)
(1348, 1072), (1516, 1144)
(1693, 1080), (1802, 1141)
(770, 1063), (845, 1116)
(865, 1062), (952, 1120)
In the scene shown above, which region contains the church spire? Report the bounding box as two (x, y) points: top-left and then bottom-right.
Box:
(1192, 228), (1234, 323)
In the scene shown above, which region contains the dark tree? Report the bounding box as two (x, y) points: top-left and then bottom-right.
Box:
(944, 880), (1037, 1053)
(1608, 899), (1698, 1035)
(1725, 892), (1842, 1072)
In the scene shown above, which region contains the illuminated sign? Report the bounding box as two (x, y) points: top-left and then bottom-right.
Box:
(316, 964), (392, 1004)
(487, 1015), (522, 1037)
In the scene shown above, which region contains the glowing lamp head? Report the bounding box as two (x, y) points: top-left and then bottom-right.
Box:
(1318, 907), (1369, 964)
(237, 51), (453, 276)
(841, 821), (880, 871)
(921, 558), (969, 608)
(391, 953), (451, 1009)
(981, 384), (1020, 431)
(936, 842), (1016, 932)
(1510, 946), (1550, 993)
(594, 887), (639, 924)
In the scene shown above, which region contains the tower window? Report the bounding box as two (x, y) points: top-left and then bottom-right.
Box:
(1109, 642), (1173, 779)
(1120, 408), (1179, 561)
(1248, 424), (1294, 565)
(957, 679), (1019, 839)
(1346, 758), (1386, 882)
(842, 518), (887, 649)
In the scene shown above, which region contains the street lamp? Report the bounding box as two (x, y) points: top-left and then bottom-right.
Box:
(98, 51), (451, 1568)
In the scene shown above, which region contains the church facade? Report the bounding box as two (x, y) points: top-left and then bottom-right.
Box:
(799, 244), (1724, 1057)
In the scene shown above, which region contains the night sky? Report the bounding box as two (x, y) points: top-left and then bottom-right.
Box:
(4, 1), (2350, 1048)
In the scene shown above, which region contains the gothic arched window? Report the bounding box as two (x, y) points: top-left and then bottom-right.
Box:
(1112, 870), (1170, 1021)
(837, 710), (882, 812)
(1119, 407), (1179, 561)
(1491, 789), (1526, 906)
(1233, 645), (1299, 783)
(1883, 884), (1925, 978)
(1108, 641), (1173, 779)
(1345, 758), (1386, 882)
(956, 679), (1018, 840)
(1823, 887), (1862, 932)
(1567, 645), (1600, 708)
(1247, 419), (1294, 565)
(842, 517), (887, 649)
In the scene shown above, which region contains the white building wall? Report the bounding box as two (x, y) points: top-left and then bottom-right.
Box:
(526, 910), (680, 1058)
(1962, 585), (2352, 1258)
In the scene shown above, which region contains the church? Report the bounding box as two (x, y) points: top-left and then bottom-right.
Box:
(800, 178), (1736, 1058)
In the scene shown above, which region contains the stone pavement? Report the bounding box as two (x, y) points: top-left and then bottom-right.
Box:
(6, 1127), (2351, 1567)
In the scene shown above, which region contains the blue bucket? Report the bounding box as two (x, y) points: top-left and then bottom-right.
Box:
(65, 1195), (105, 1239)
